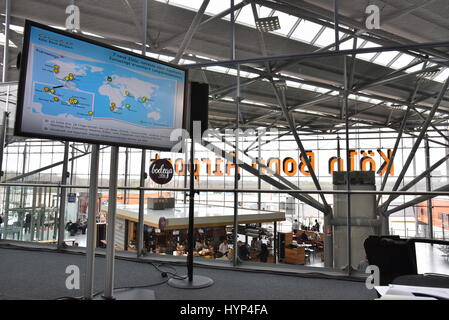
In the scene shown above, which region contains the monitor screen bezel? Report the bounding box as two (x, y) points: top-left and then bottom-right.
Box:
(15, 20), (189, 151)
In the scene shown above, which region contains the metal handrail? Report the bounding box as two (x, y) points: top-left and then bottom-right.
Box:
(1, 183), (449, 196)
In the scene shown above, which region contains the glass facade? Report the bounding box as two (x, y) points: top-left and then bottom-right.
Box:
(0, 1), (448, 286)
(1, 78), (449, 274)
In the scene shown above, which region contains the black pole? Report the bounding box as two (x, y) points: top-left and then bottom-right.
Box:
(187, 139), (195, 282)
(337, 135), (341, 171)
(425, 135), (434, 239)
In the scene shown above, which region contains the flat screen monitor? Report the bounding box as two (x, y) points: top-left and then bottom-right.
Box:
(15, 20), (188, 150)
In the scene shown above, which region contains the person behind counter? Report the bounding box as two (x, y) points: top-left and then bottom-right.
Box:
(257, 243), (269, 263)
(237, 240), (250, 261)
(218, 239), (229, 257)
(195, 239), (206, 251)
(311, 231), (321, 242)
(312, 219), (320, 232)
(299, 231), (309, 243)
(250, 236), (262, 251)
(292, 219), (299, 234)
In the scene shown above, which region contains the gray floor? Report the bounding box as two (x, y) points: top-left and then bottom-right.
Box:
(0, 247), (377, 300)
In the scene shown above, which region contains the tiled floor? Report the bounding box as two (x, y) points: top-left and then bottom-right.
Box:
(64, 233), (449, 275)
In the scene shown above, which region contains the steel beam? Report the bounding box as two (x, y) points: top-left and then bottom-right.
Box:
(228, 63), (441, 130)
(5, 145), (109, 183)
(377, 107), (409, 203)
(208, 129), (322, 207)
(250, 1), (271, 72)
(385, 182), (449, 216)
(333, 0), (339, 51)
(2, 0), (10, 82)
(376, 62), (426, 204)
(354, 66), (440, 91)
(156, 0), (248, 50)
(410, 106), (449, 144)
(380, 76), (449, 213)
(254, 0), (449, 65)
(270, 80), (330, 211)
(201, 136), (328, 213)
(185, 41), (449, 70)
(172, 0), (210, 64)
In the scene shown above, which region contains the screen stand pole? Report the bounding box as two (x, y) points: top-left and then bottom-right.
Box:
(57, 141), (69, 249)
(168, 138), (213, 289)
(93, 146), (155, 301)
(84, 144), (100, 299)
(137, 149), (146, 256)
(103, 146), (119, 299)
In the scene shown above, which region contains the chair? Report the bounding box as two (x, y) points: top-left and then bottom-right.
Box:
(364, 235), (417, 285)
(364, 235), (449, 287)
(305, 248), (315, 262)
(304, 252), (310, 264)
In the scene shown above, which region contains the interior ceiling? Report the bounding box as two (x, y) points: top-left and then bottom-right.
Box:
(1, 0), (449, 134)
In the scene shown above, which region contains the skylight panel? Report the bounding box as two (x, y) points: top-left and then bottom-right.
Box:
(205, 66), (229, 74)
(0, 34), (16, 47)
(82, 31), (104, 39)
(241, 99), (267, 107)
(49, 25), (66, 30)
(314, 87), (330, 94)
(407, 62), (426, 73)
(357, 52), (378, 61)
(8, 24), (24, 33)
(372, 51), (401, 67)
(147, 52), (159, 59)
(195, 54), (216, 61)
(433, 68), (449, 82)
(389, 54), (415, 70)
(290, 19), (322, 43)
(362, 41), (381, 49)
(314, 28), (343, 47)
(301, 84), (318, 91)
(338, 35), (357, 50)
(204, 0), (243, 18)
(181, 59), (196, 64)
(370, 98), (383, 104)
(235, 5), (256, 27)
(245, 72), (259, 78)
(286, 80), (301, 88)
(355, 40), (381, 61)
(226, 68), (237, 76)
(168, 0), (204, 11)
(158, 54), (172, 62)
(258, 5), (274, 18)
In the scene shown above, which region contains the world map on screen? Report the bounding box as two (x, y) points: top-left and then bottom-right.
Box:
(31, 45), (176, 128)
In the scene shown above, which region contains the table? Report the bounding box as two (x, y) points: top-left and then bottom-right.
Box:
(37, 238), (77, 246)
(284, 247), (305, 265)
(0, 227), (21, 240)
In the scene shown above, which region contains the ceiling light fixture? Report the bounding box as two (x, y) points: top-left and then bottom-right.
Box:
(255, 16), (280, 32)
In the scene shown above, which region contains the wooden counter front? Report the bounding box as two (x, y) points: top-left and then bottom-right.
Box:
(284, 247), (305, 265)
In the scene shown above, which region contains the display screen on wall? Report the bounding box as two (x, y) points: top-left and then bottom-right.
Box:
(15, 20), (188, 150)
